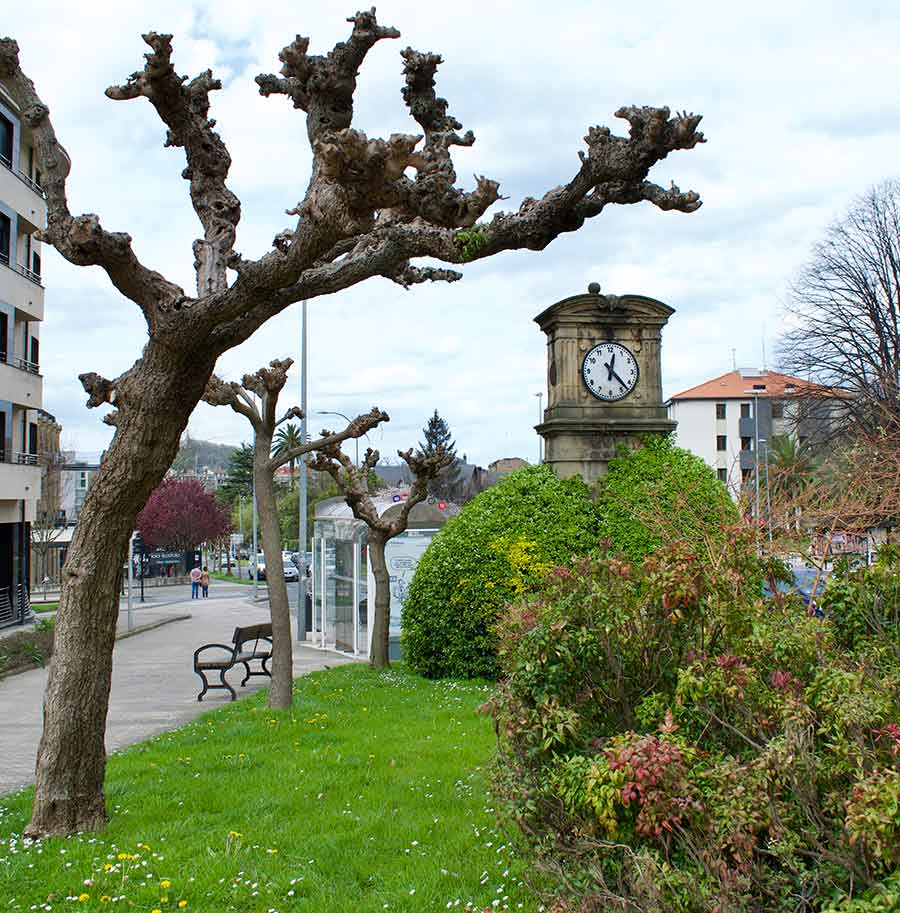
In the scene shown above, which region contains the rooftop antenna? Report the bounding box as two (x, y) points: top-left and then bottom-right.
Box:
(731, 348), (737, 371)
(761, 325), (768, 372)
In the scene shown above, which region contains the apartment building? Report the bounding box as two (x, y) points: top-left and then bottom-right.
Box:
(667, 369), (829, 495)
(0, 77), (54, 625)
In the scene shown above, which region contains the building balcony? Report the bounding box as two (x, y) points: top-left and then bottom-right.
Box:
(739, 449), (757, 471)
(738, 416), (757, 438)
(0, 255), (43, 320)
(0, 457), (41, 502)
(0, 152), (46, 232)
(0, 357), (42, 408)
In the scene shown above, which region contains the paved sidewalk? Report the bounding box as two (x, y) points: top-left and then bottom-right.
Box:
(0, 585), (358, 794)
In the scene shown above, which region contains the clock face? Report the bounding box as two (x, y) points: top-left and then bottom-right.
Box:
(582, 342), (640, 401)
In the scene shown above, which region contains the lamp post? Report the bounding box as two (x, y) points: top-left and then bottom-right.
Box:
(316, 410), (360, 465)
(743, 389), (762, 525)
(534, 392), (543, 464)
(298, 301), (308, 642)
(761, 438), (773, 544)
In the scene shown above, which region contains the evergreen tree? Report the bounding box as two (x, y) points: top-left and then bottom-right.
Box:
(217, 442), (254, 503)
(418, 410), (463, 500)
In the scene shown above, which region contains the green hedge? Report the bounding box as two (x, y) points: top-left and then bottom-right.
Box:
(595, 435), (737, 560)
(402, 465), (599, 679)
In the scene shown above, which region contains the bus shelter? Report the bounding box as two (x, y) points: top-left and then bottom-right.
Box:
(311, 491), (457, 657)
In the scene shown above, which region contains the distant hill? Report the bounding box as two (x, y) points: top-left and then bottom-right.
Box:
(171, 435), (238, 472)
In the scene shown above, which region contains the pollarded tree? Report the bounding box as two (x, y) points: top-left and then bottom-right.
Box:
(309, 442), (452, 669)
(203, 358), (387, 709)
(2, 11), (705, 838)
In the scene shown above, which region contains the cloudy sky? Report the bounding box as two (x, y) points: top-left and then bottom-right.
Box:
(7, 0), (900, 464)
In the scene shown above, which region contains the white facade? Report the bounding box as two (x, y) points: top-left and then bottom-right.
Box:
(1, 76), (48, 615)
(667, 370), (801, 498)
(668, 397), (754, 495)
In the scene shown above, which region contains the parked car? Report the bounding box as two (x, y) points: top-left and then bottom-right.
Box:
(763, 570), (826, 617)
(250, 553), (300, 582)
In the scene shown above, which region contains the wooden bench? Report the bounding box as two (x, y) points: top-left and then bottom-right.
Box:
(193, 623), (273, 701)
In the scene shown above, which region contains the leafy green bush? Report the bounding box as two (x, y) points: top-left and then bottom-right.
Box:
(487, 527), (900, 913)
(402, 465), (599, 679)
(821, 546), (900, 652)
(595, 435), (738, 560)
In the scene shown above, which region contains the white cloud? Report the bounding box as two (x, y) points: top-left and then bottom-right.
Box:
(6, 0), (900, 464)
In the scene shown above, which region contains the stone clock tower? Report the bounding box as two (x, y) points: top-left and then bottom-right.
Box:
(535, 283), (676, 484)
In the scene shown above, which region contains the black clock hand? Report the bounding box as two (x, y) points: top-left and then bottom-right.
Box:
(611, 369), (628, 388)
(608, 351), (616, 380)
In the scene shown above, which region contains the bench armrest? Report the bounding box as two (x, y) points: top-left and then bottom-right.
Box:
(193, 643), (235, 666)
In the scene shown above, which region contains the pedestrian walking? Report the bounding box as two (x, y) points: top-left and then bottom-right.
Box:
(190, 564), (202, 599)
(200, 566), (210, 598)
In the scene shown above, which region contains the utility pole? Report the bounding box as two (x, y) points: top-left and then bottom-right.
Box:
(126, 533), (134, 631)
(298, 301), (308, 642)
(238, 493), (243, 579)
(762, 438), (772, 545)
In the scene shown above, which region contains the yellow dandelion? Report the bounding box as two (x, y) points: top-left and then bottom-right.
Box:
(160, 880), (172, 889)
(100, 897), (111, 904)
(178, 903), (188, 909)
(152, 909), (162, 913)
(77, 895), (90, 903)
(103, 863), (114, 871)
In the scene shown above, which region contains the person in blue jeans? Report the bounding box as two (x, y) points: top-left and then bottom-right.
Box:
(190, 564), (202, 599)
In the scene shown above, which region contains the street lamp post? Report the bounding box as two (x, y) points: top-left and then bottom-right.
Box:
(298, 301), (308, 643)
(534, 392), (543, 464)
(762, 438), (773, 544)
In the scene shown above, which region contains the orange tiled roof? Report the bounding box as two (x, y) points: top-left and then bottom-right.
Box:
(669, 370), (826, 401)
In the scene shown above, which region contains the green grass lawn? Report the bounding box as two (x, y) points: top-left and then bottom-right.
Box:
(211, 571), (253, 585)
(31, 601), (58, 613)
(0, 665), (537, 913)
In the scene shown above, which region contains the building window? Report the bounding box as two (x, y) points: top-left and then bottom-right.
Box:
(0, 113), (12, 168)
(28, 422), (38, 456)
(715, 402), (726, 420)
(717, 468), (727, 483)
(741, 468), (752, 482)
(716, 435), (727, 451)
(771, 399), (783, 419)
(752, 383), (766, 390)
(740, 403), (751, 419)
(741, 436), (752, 451)
(0, 213), (10, 266)
(30, 336), (39, 368)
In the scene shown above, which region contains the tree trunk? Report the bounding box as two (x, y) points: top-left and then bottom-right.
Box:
(25, 344), (215, 837)
(254, 436), (293, 709)
(368, 535), (390, 669)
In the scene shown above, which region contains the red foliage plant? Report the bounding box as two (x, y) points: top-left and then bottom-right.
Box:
(137, 478), (231, 551)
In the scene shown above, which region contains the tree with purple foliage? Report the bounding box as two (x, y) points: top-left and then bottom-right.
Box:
(137, 478), (231, 551)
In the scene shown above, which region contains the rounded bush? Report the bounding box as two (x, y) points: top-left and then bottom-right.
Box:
(402, 465), (599, 679)
(596, 435), (738, 560)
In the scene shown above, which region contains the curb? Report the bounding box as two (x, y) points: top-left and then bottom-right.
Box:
(0, 613), (192, 682)
(115, 613), (192, 641)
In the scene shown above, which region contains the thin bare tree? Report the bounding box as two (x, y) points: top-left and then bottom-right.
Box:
(309, 443), (452, 668)
(2, 11), (705, 837)
(779, 181), (900, 438)
(203, 358), (387, 707)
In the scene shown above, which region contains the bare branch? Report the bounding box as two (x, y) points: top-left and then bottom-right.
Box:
(256, 8), (400, 143)
(106, 32), (240, 296)
(0, 38), (186, 321)
(270, 407), (389, 471)
(202, 374), (258, 426)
